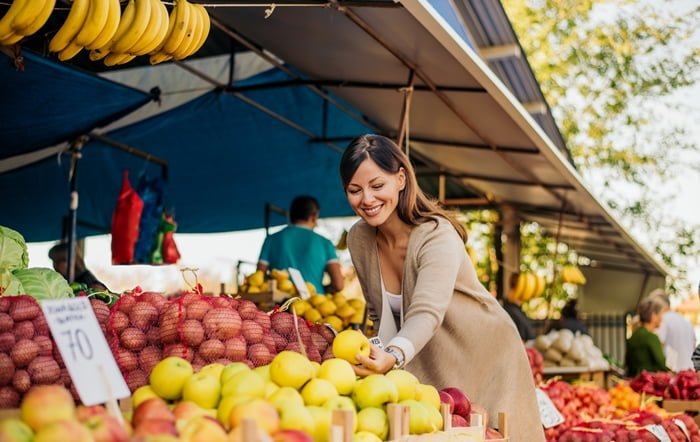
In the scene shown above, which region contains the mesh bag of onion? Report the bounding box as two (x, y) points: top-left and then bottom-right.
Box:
(268, 307), (336, 363)
(107, 290), (167, 392)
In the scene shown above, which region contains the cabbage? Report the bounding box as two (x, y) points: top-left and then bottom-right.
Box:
(0, 271), (24, 295)
(12, 268), (73, 300)
(0, 226), (28, 271)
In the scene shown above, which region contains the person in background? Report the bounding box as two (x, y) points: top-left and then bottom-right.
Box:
(648, 289), (696, 372)
(626, 296), (670, 377)
(546, 299), (589, 336)
(502, 273), (536, 342)
(340, 134), (545, 441)
(258, 195), (344, 294)
(48, 243), (107, 291)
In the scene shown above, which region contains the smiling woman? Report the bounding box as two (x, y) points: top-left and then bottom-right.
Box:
(339, 134), (545, 441)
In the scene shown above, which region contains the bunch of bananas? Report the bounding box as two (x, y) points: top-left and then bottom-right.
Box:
(48, 0), (209, 66)
(509, 271), (546, 303)
(561, 265), (587, 285)
(0, 0), (56, 46)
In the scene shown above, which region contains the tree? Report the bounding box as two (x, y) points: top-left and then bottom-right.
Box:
(502, 0), (700, 292)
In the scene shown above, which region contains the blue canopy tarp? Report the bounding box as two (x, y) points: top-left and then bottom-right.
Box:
(0, 66), (373, 242)
(0, 51), (154, 159)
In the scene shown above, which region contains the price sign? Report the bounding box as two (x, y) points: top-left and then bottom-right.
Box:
(41, 298), (130, 406)
(288, 268), (311, 300)
(674, 419), (691, 441)
(535, 388), (565, 429)
(369, 336), (384, 349)
(645, 424), (672, 442)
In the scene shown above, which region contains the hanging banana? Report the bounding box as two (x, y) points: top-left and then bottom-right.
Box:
(13, 0), (55, 36)
(111, 0), (151, 54)
(49, 0), (90, 53)
(86, 0), (121, 50)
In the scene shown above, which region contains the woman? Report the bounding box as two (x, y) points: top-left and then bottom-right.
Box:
(340, 134), (545, 441)
(626, 296), (670, 377)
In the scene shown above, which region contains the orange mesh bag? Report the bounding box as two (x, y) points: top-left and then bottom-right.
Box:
(108, 289), (166, 392)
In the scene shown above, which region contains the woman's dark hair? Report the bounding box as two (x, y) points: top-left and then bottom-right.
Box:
(289, 195), (319, 223)
(340, 134), (467, 242)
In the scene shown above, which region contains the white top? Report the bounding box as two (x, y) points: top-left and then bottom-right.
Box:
(377, 265), (416, 365)
(656, 311), (696, 371)
(387, 291), (403, 315)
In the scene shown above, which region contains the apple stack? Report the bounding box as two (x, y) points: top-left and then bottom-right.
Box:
(0, 295), (107, 407)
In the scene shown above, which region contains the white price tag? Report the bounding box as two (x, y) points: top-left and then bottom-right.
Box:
(674, 419), (691, 441)
(41, 298), (130, 406)
(645, 424), (672, 442)
(535, 388), (565, 429)
(369, 336), (384, 349)
(288, 268), (311, 300)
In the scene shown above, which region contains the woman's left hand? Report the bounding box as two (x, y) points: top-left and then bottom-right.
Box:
(353, 344), (396, 377)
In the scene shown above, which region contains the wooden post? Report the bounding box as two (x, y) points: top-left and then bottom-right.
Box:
(331, 409), (354, 442)
(99, 364), (124, 425)
(241, 418), (258, 442)
(387, 403), (406, 440)
(440, 403), (452, 430)
(498, 412), (509, 438)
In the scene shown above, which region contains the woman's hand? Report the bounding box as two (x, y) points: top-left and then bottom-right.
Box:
(353, 344), (396, 377)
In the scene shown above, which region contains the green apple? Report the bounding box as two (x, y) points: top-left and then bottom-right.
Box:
(310, 361), (321, 378)
(132, 385), (159, 408)
(230, 398), (280, 434)
(220, 362), (251, 384)
(221, 370), (265, 398)
(254, 364), (271, 381)
(182, 372), (221, 409)
(351, 375), (398, 409)
(265, 381), (280, 398)
(306, 406), (332, 442)
(217, 395), (254, 429)
(199, 363), (225, 380)
(0, 418), (33, 442)
(318, 358), (356, 395)
(323, 396), (357, 432)
(356, 407), (388, 440)
(385, 369), (419, 401)
(352, 431), (383, 442)
(414, 384), (441, 410)
(270, 351), (314, 390)
(150, 356), (194, 400)
(179, 415), (228, 442)
(421, 400), (444, 432)
(269, 386), (305, 411)
(399, 399), (432, 434)
(279, 403), (315, 433)
(302, 378), (339, 406)
(332, 330), (370, 364)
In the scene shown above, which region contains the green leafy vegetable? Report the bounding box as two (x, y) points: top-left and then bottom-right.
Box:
(0, 226), (29, 272)
(12, 268), (73, 300)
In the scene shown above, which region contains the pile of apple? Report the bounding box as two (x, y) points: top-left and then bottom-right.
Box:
(106, 291), (339, 392)
(0, 384), (130, 442)
(290, 293), (367, 333)
(525, 346), (544, 385)
(556, 412), (700, 442)
(0, 295), (113, 407)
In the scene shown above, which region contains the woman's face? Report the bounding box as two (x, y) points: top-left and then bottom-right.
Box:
(650, 311), (663, 330)
(345, 158), (405, 227)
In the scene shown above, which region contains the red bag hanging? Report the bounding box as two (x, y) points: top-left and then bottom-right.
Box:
(161, 213), (181, 264)
(111, 171), (144, 264)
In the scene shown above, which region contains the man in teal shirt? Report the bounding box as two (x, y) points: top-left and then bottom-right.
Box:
(258, 196), (344, 294)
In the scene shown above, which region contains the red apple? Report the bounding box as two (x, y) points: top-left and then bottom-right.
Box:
(76, 404), (108, 422)
(439, 391), (454, 414)
(20, 385), (76, 431)
(451, 414), (468, 428)
(133, 419), (178, 437)
(172, 401), (208, 422)
(83, 414), (130, 442)
(132, 397), (175, 428)
(440, 387), (471, 420)
(33, 419), (93, 442)
(179, 415), (228, 442)
(272, 429), (314, 442)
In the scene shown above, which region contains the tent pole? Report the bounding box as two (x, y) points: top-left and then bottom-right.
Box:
(396, 70), (415, 155)
(66, 139), (85, 283)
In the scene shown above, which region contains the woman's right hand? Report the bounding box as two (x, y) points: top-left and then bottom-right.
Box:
(353, 344), (396, 377)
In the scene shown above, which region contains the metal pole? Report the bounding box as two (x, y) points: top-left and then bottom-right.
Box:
(66, 140), (84, 283)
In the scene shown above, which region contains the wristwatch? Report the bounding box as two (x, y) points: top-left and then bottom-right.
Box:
(385, 346), (405, 369)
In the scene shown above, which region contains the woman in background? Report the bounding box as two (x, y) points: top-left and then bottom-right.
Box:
(626, 296), (670, 377)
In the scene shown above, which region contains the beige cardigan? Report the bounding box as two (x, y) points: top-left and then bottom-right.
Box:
(348, 218), (545, 442)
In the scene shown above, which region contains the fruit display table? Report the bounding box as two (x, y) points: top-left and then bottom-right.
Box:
(662, 400), (700, 425)
(542, 366), (611, 389)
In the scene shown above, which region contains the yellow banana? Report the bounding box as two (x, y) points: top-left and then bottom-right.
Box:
(533, 274), (546, 298)
(524, 272), (538, 301)
(86, 0), (120, 50)
(189, 3), (209, 55)
(128, 0), (163, 55)
(141, 0), (169, 54)
(74, 0), (110, 46)
(49, 0), (90, 52)
(149, 51), (172, 64)
(15, 0), (56, 37)
(162, 0), (189, 55)
(509, 273), (526, 302)
(9, 0), (41, 33)
(104, 52), (134, 66)
(151, 1), (175, 53)
(111, 0), (151, 54)
(0, 32), (22, 45)
(89, 48), (109, 60)
(97, 0), (134, 52)
(173, 0), (199, 60)
(58, 41), (83, 61)
(0, 0), (30, 40)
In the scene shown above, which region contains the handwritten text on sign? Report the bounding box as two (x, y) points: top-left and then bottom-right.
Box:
(535, 388), (565, 429)
(41, 298), (130, 406)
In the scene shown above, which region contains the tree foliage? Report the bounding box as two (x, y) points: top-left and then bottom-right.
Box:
(502, 0), (700, 292)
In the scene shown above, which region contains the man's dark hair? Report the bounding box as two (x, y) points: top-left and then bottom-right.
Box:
(290, 196), (320, 223)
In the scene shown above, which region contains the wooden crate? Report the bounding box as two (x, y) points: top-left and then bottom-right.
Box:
(662, 400), (700, 425)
